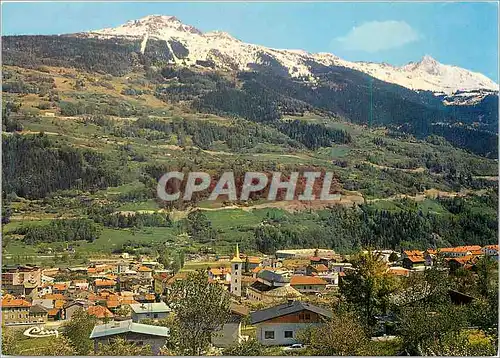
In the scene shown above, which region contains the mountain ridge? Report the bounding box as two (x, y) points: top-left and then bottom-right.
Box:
(80, 14), (498, 96)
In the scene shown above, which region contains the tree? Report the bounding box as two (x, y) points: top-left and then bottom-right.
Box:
(63, 308), (98, 355)
(301, 310), (369, 356)
(185, 210), (218, 243)
(223, 338), (264, 356)
(96, 337), (153, 356)
(398, 302), (467, 355)
(115, 305), (131, 317)
(388, 252), (399, 262)
(1, 325), (18, 355)
(165, 270), (231, 355)
(38, 336), (76, 356)
(474, 255), (498, 298)
(339, 250), (398, 328)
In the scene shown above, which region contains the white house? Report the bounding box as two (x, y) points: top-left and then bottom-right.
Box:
(129, 302), (171, 322)
(250, 300), (332, 346)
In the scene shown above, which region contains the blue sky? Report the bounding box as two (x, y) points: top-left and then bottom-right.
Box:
(2, 1), (498, 82)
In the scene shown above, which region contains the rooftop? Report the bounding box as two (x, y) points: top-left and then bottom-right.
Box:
(87, 305), (114, 319)
(250, 300), (332, 324)
(290, 275), (327, 286)
(2, 299), (31, 308)
(90, 320), (170, 339)
(129, 302), (171, 314)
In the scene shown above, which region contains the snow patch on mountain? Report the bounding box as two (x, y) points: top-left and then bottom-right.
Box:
(82, 15), (498, 97)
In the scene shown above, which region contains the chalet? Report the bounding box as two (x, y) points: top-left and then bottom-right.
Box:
(90, 320), (170, 354)
(289, 275), (327, 294)
(211, 303), (249, 348)
(250, 300), (332, 346)
(446, 255), (477, 272)
(32, 298), (54, 311)
(402, 250), (424, 259)
(130, 302), (171, 322)
(402, 255), (425, 269)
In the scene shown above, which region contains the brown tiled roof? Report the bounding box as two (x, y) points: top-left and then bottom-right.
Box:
(87, 305), (114, 319)
(247, 256), (262, 264)
(404, 250), (424, 256)
(290, 275), (327, 285)
(448, 255), (477, 265)
(94, 279), (116, 287)
(54, 300), (66, 309)
(406, 255), (425, 263)
(2, 299), (31, 308)
(314, 264), (329, 272)
(42, 294), (67, 300)
(440, 246), (481, 253)
(47, 308), (60, 316)
(138, 266), (152, 272)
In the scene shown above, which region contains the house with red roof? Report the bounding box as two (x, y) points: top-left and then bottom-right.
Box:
(306, 264), (329, 276)
(402, 255), (426, 269)
(87, 305), (114, 321)
(93, 279), (116, 293)
(289, 275), (328, 294)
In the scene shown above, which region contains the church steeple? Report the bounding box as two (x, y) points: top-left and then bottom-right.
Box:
(230, 244), (242, 297)
(231, 243), (243, 263)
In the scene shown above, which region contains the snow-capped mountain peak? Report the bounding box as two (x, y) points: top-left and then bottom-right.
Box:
(82, 15), (498, 97)
(94, 14), (203, 38)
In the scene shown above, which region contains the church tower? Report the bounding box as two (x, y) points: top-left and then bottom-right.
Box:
(230, 244), (243, 297)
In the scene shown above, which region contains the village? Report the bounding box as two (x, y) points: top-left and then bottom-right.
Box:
(1, 243), (498, 355)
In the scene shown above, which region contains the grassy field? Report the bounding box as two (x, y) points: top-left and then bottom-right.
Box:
(2, 197), (457, 261)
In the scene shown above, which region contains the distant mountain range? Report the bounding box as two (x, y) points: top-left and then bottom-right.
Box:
(2, 14), (498, 157)
(81, 15), (498, 99)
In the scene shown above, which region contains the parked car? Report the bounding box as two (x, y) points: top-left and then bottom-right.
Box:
(283, 344), (306, 351)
